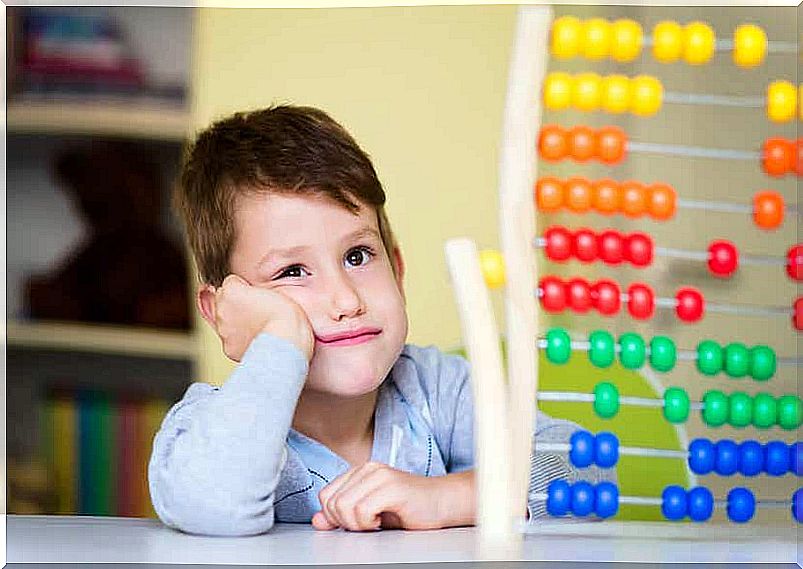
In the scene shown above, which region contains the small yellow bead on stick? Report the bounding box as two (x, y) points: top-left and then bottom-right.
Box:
(479, 249), (506, 289)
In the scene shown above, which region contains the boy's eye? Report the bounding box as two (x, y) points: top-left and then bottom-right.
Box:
(276, 265), (309, 279)
(345, 246), (374, 268)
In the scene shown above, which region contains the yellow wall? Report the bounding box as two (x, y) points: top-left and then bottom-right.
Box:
(189, 5), (521, 382)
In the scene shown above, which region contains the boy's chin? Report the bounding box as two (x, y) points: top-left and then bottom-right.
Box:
(307, 355), (390, 398)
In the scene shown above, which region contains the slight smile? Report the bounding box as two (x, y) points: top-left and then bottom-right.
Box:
(315, 328), (382, 347)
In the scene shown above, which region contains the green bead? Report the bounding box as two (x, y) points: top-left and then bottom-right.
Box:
(594, 382), (620, 419)
(752, 392), (777, 429)
(724, 343), (751, 378)
(702, 390), (729, 427)
(546, 328), (572, 364)
(649, 335), (676, 373)
(696, 340), (723, 376)
(777, 395), (802, 430)
(749, 346), (776, 381)
(728, 391), (753, 428)
(588, 330), (616, 368)
(663, 387), (690, 423)
(619, 333), (646, 370)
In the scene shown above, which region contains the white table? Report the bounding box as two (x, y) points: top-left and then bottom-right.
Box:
(6, 515), (800, 566)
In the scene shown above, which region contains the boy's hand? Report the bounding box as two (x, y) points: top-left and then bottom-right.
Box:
(311, 463), (476, 532)
(212, 274), (314, 362)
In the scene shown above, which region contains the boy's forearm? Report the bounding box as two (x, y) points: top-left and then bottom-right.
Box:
(435, 470), (477, 528)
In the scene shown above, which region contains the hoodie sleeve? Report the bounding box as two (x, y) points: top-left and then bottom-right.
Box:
(148, 333), (308, 536)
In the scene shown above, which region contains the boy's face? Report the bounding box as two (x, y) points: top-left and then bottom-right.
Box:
(229, 192), (408, 398)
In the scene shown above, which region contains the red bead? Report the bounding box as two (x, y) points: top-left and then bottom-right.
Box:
(544, 226), (573, 261)
(566, 278), (592, 313)
(625, 232), (653, 267)
(540, 276), (567, 312)
(794, 297), (803, 331)
(627, 283), (655, 319)
(598, 230), (624, 265)
(676, 287), (705, 323)
(592, 279), (621, 315)
(707, 240), (739, 278)
(787, 244), (803, 281)
(573, 228), (598, 263)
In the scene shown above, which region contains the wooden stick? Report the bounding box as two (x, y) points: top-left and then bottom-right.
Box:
(498, 4), (553, 532)
(444, 238), (515, 555)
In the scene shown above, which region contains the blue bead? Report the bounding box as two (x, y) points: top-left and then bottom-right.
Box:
(595, 432), (619, 468)
(793, 488), (802, 523)
(547, 480), (571, 516)
(792, 443), (802, 477)
(687, 486), (714, 522)
(661, 485), (687, 521)
(765, 441), (791, 476)
(688, 438), (715, 475)
(570, 430), (595, 468)
(571, 481), (595, 517)
(715, 440), (739, 476)
(738, 440), (764, 477)
(595, 482), (619, 519)
(727, 487), (755, 523)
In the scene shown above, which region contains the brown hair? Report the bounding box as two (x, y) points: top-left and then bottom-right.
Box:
(174, 105), (398, 286)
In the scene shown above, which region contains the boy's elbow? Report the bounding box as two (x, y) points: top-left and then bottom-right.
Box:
(150, 473), (276, 536)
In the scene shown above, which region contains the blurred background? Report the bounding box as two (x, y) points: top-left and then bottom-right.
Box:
(5, 4), (799, 525)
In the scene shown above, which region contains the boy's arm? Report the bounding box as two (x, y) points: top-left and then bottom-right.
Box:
(148, 333), (308, 536)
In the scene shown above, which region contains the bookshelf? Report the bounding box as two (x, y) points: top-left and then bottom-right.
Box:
(7, 320), (197, 359)
(7, 100), (190, 141)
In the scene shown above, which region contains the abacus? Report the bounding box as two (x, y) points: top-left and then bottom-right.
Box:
(444, 5), (801, 554)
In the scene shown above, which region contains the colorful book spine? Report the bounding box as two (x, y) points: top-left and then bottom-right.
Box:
(141, 398), (168, 518)
(117, 396), (138, 517)
(51, 394), (76, 514)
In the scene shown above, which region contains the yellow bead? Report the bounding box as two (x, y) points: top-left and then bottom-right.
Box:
(683, 21), (715, 65)
(799, 84), (803, 121)
(630, 75), (663, 116)
(733, 24), (767, 68)
(767, 80), (796, 123)
(551, 16), (583, 59)
(602, 74), (632, 114)
(479, 250), (506, 289)
(583, 18), (612, 60)
(611, 19), (643, 62)
(652, 21), (683, 63)
(544, 72), (573, 110)
(572, 72), (603, 111)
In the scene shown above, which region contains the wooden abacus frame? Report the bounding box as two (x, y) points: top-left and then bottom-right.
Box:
(444, 4), (553, 555)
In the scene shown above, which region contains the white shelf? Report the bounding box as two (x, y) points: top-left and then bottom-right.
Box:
(6, 319), (197, 359)
(6, 99), (190, 141)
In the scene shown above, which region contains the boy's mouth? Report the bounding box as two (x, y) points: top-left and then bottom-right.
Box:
(315, 327), (382, 347)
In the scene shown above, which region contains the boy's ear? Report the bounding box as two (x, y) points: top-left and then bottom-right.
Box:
(197, 284), (218, 329)
(392, 246), (405, 290)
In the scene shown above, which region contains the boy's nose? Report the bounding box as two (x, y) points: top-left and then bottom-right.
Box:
(327, 274), (365, 321)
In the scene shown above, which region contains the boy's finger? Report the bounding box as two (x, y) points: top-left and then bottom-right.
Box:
(352, 487), (404, 530)
(320, 468), (360, 526)
(311, 511), (338, 531)
(328, 469), (391, 530)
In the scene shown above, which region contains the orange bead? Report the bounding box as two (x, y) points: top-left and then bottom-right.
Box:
(620, 181), (647, 217)
(536, 177), (565, 212)
(647, 183), (677, 220)
(795, 139), (803, 176)
(597, 125), (627, 164)
(565, 177), (594, 212)
(592, 178), (620, 214)
(568, 125), (597, 162)
(753, 191), (784, 230)
(539, 125), (568, 161)
(762, 137), (793, 177)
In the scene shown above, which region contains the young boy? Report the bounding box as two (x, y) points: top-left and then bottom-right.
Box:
(149, 105), (611, 536)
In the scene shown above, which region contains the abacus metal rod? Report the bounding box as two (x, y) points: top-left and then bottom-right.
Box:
(529, 492), (793, 509)
(678, 198), (800, 215)
(536, 391), (704, 410)
(627, 141), (758, 161)
(663, 92), (765, 108)
(534, 338), (803, 367)
(638, 37), (799, 55)
(535, 441), (688, 460)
